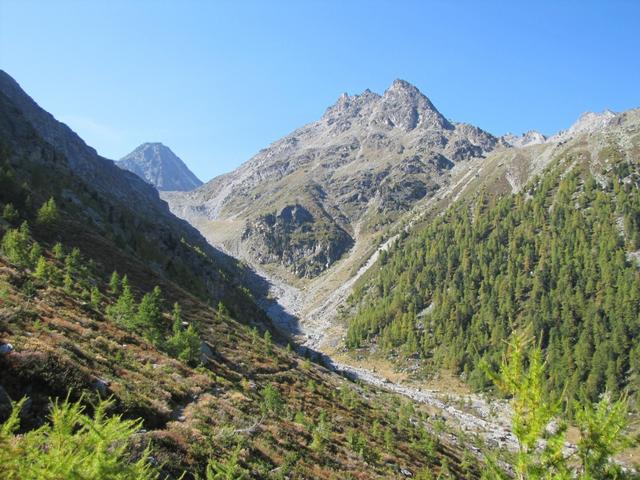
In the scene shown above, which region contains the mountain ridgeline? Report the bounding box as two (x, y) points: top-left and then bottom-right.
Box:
(2, 66), (640, 478)
(118, 142), (203, 192)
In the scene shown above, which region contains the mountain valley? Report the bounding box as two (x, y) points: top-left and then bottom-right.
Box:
(1, 69), (639, 479)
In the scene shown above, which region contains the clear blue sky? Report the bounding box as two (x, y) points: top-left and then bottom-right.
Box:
(1, 1), (639, 182)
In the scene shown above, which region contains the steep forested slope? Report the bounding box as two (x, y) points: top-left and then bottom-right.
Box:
(346, 121), (640, 408)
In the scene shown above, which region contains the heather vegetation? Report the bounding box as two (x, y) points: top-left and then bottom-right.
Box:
(3, 64), (640, 478)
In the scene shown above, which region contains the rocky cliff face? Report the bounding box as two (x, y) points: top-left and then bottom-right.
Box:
(243, 204), (354, 278)
(118, 143), (202, 192)
(164, 79), (498, 278)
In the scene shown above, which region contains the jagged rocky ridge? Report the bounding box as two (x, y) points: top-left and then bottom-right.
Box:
(164, 79), (498, 278)
(118, 142), (203, 192)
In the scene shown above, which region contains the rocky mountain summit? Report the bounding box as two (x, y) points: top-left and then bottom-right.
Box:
(164, 79), (498, 278)
(118, 142), (202, 191)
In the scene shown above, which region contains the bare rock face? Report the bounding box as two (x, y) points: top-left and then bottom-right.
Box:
(118, 143), (202, 192)
(242, 204), (353, 278)
(164, 79), (498, 278)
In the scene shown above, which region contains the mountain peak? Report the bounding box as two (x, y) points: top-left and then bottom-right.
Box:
(378, 79), (452, 131)
(388, 78), (420, 93)
(323, 79), (451, 132)
(118, 143), (202, 192)
(502, 130), (547, 148)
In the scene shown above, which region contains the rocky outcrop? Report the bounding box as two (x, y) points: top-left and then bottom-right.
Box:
(549, 110), (617, 143)
(118, 143), (202, 192)
(242, 204), (353, 278)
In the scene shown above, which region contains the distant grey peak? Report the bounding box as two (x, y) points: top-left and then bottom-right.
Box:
(549, 109), (617, 143)
(502, 130), (547, 148)
(118, 143), (202, 192)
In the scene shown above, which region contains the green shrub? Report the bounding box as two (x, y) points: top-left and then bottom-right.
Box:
(2, 203), (18, 223)
(36, 197), (59, 225)
(1, 222), (30, 266)
(260, 383), (283, 416)
(0, 396), (158, 479)
(204, 447), (248, 480)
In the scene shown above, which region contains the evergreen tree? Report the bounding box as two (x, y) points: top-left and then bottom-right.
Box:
(2, 203), (18, 223)
(135, 286), (163, 344)
(216, 301), (230, 319)
(0, 223), (30, 266)
(171, 302), (182, 333)
(90, 286), (101, 309)
(65, 248), (81, 276)
(109, 270), (120, 295)
(346, 161), (640, 407)
(166, 303), (201, 367)
(483, 333), (637, 480)
(52, 242), (64, 260)
(36, 197), (59, 225)
(107, 275), (136, 327)
(28, 242), (42, 267)
(260, 383), (283, 416)
(0, 396), (158, 479)
(63, 270), (74, 293)
(33, 255), (49, 281)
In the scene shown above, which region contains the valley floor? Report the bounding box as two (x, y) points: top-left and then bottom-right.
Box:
(252, 243), (526, 455)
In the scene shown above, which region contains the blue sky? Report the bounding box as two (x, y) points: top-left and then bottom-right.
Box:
(1, 1), (639, 182)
